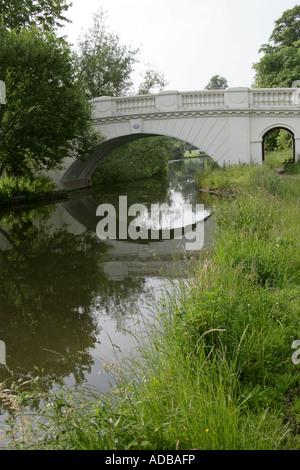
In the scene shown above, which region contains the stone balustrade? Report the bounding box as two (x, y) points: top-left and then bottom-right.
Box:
(92, 87), (299, 119)
(251, 89), (296, 107)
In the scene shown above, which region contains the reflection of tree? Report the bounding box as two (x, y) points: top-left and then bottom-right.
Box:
(92, 173), (170, 208)
(0, 209), (106, 393)
(92, 174), (173, 231)
(168, 158), (207, 205)
(0, 205), (147, 398)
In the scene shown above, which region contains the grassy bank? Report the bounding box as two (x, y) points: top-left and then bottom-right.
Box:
(1, 157), (300, 450)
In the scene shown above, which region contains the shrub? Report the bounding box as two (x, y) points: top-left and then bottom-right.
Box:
(0, 174), (55, 203)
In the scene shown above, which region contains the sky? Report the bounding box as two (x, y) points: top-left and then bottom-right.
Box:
(61, 0), (298, 92)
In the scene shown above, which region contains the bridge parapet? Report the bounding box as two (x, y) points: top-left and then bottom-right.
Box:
(251, 88), (297, 107)
(92, 87), (299, 119)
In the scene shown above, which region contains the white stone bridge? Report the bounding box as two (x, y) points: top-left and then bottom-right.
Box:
(50, 87), (300, 189)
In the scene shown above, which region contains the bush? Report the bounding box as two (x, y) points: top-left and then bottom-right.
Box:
(0, 174), (55, 203)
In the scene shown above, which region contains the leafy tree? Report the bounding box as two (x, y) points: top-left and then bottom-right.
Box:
(138, 67), (168, 95)
(253, 5), (300, 87)
(92, 136), (171, 185)
(269, 5), (300, 47)
(276, 129), (292, 151)
(0, 0), (71, 30)
(0, 25), (101, 177)
(205, 75), (228, 90)
(77, 9), (138, 99)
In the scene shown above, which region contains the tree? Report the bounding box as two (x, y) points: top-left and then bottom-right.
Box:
(0, 0), (71, 30)
(269, 5), (300, 48)
(77, 9), (138, 99)
(137, 67), (168, 95)
(0, 26), (101, 177)
(253, 5), (300, 87)
(205, 75), (228, 90)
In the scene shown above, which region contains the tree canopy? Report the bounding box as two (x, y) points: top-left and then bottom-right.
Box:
(137, 68), (168, 95)
(0, 4), (169, 180)
(77, 9), (138, 99)
(0, 0), (71, 30)
(0, 26), (101, 176)
(205, 75), (228, 90)
(253, 5), (300, 87)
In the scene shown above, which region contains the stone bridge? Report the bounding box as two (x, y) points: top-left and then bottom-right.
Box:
(49, 87), (300, 189)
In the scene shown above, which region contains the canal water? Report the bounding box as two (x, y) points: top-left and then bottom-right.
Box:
(0, 158), (213, 406)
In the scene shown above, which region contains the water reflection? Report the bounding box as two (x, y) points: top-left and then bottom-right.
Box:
(0, 158), (212, 405)
(0, 207), (109, 389)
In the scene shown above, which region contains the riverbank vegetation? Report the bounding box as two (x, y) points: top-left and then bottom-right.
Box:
(0, 174), (55, 204)
(2, 156), (299, 450)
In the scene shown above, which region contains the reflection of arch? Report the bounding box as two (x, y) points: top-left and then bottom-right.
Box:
(62, 195), (211, 244)
(261, 126), (295, 162)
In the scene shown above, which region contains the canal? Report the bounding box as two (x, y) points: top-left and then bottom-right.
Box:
(0, 157), (213, 406)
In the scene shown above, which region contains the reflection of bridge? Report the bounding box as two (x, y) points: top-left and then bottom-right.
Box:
(0, 195), (214, 280)
(61, 196), (214, 280)
(47, 87), (300, 189)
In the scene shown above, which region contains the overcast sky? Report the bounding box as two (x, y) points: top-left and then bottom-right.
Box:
(61, 0), (298, 92)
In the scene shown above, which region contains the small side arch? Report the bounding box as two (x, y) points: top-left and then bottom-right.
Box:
(261, 126), (295, 163)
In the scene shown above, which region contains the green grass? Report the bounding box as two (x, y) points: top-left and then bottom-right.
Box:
(184, 150), (202, 158)
(264, 149), (293, 169)
(196, 150), (300, 195)
(2, 157), (300, 450)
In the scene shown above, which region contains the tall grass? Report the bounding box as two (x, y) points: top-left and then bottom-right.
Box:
(2, 160), (300, 450)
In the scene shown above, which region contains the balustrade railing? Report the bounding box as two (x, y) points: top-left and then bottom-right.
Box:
(182, 91), (225, 108)
(93, 88), (299, 118)
(115, 96), (156, 113)
(251, 89), (295, 107)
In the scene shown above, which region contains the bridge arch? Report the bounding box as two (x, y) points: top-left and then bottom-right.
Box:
(60, 133), (158, 188)
(60, 131), (215, 189)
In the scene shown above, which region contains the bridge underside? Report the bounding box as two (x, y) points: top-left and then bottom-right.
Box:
(60, 133), (157, 190)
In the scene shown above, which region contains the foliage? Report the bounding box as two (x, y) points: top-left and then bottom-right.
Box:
(0, 0), (71, 30)
(253, 5), (300, 87)
(263, 129), (280, 151)
(0, 25), (101, 176)
(205, 75), (228, 90)
(0, 174), (55, 202)
(263, 128), (293, 153)
(276, 129), (292, 150)
(92, 137), (171, 185)
(137, 67), (168, 95)
(76, 8), (138, 99)
(269, 5), (300, 47)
